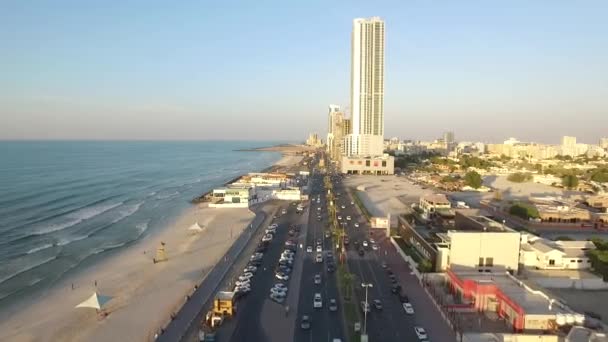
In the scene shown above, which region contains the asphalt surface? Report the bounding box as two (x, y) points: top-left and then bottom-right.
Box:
(333, 174), (456, 342)
(294, 171), (345, 342)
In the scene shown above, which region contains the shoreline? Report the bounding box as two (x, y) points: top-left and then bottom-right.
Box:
(0, 152), (297, 342)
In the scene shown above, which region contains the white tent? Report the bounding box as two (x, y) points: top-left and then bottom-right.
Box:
(75, 292), (112, 310)
(188, 222), (204, 232)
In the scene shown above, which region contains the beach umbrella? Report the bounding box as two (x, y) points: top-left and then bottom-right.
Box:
(188, 222), (204, 232)
(75, 292), (112, 310)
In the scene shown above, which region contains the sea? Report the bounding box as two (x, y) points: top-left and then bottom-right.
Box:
(0, 140), (283, 307)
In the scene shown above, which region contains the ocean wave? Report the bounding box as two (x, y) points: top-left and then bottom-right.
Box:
(26, 243), (54, 255)
(30, 202), (123, 236)
(156, 191), (179, 200)
(0, 255), (57, 285)
(56, 235), (87, 246)
(111, 202), (143, 224)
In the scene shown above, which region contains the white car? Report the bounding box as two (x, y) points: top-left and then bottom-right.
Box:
(314, 274), (321, 285)
(354, 223), (359, 228)
(275, 273), (289, 281)
(238, 273), (253, 281)
(328, 298), (338, 311)
(370, 238), (376, 244)
(362, 240), (368, 247)
(372, 244), (378, 251)
(317, 207), (321, 211)
(307, 246), (313, 253)
(262, 234), (273, 242)
(244, 266), (257, 273)
(313, 293), (323, 308)
(316, 245), (322, 253)
(350, 201), (354, 205)
(235, 279), (250, 287)
(341, 205), (345, 209)
(414, 327), (427, 340)
(346, 216), (351, 221)
(337, 216), (342, 220)
(315, 254), (323, 263)
(403, 302), (414, 314)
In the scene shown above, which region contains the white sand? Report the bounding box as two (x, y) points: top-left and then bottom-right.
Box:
(0, 205), (255, 342)
(273, 154), (303, 167)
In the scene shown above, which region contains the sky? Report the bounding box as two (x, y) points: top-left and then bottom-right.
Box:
(1, 0), (607, 143)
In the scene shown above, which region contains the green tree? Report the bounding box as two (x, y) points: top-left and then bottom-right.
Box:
(562, 174), (579, 189)
(464, 171), (483, 189)
(509, 202), (540, 219)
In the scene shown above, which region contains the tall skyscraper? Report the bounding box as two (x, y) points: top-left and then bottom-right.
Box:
(344, 17), (385, 157)
(327, 105), (345, 161)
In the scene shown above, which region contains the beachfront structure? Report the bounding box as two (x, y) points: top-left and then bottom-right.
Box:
(340, 154), (394, 175)
(210, 186), (252, 208)
(446, 268), (573, 332)
(519, 235), (594, 270)
(233, 173), (290, 188)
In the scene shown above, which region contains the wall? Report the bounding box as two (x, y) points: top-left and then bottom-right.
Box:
(448, 231), (521, 271)
(524, 314), (555, 330)
(397, 216), (438, 266)
(530, 276), (608, 290)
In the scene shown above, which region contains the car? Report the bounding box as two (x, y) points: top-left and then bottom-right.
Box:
(316, 238), (322, 246)
(358, 249), (364, 256)
(373, 299), (383, 310)
(414, 327), (428, 340)
(391, 284), (402, 294)
(351, 201), (354, 205)
(360, 301), (370, 313)
(285, 240), (296, 246)
(249, 259), (262, 267)
(288, 229), (295, 236)
(381, 262), (387, 269)
(238, 273), (253, 281)
(279, 259), (293, 267)
(235, 279), (250, 287)
(314, 274), (321, 284)
(343, 237), (350, 245)
(325, 231), (331, 238)
(244, 266), (257, 273)
(317, 216), (322, 221)
(300, 315), (311, 329)
(273, 283), (287, 290)
(362, 240), (368, 247)
(278, 265), (292, 274)
(262, 234), (273, 242)
(329, 299), (338, 311)
(317, 207), (321, 211)
(370, 238), (376, 244)
(372, 244), (378, 251)
(399, 293), (410, 303)
(270, 292), (285, 303)
(403, 303), (414, 314)
(313, 293), (323, 308)
(341, 205), (345, 209)
(316, 253), (323, 263)
(346, 216), (351, 221)
(388, 274), (396, 281)
(275, 272), (289, 281)
(269, 223), (278, 229)
(327, 263), (335, 273)
(270, 287), (287, 296)
(337, 216), (342, 220)
(316, 245), (322, 253)
(354, 223), (359, 228)
(281, 209), (287, 214)
(306, 246), (313, 253)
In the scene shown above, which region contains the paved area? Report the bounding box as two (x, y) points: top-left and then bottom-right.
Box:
(294, 171), (345, 342)
(335, 176), (457, 342)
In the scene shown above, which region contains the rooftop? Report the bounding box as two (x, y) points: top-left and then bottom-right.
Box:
(452, 269), (568, 316)
(458, 214), (515, 233)
(421, 193), (451, 205)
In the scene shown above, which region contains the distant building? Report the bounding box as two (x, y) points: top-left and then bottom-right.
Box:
(306, 133), (322, 147)
(600, 138), (608, 150)
(326, 105), (345, 162)
(419, 194), (451, 218)
(340, 154), (394, 175)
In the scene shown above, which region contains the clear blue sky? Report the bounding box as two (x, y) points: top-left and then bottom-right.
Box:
(1, 0), (607, 143)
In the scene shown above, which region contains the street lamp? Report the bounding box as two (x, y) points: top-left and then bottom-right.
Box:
(361, 283), (373, 337)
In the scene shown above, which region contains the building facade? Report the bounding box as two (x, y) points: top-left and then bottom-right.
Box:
(340, 154), (394, 175)
(326, 105), (345, 162)
(345, 17), (385, 157)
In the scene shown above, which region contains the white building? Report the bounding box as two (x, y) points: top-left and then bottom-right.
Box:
(520, 235), (594, 270)
(344, 17), (385, 157)
(419, 194), (452, 216)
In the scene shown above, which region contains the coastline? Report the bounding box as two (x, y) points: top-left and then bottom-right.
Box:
(0, 153), (297, 342)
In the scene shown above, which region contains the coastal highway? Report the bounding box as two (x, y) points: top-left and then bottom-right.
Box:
(294, 171), (345, 342)
(333, 174), (456, 341)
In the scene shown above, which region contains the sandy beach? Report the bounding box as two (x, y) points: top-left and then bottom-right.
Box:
(0, 152), (301, 342)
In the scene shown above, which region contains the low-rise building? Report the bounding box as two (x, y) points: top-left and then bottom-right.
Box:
(587, 195), (608, 211)
(520, 235), (594, 270)
(419, 194), (451, 217)
(340, 154), (394, 175)
(447, 268), (575, 332)
(210, 186), (252, 208)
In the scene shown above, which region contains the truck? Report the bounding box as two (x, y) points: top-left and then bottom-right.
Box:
(197, 291), (236, 341)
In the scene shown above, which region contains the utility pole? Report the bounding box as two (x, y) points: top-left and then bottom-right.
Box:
(361, 282), (373, 340)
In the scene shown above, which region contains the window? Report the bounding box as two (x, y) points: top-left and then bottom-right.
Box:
(485, 257), (494, 267)
(549, 259), (555, 266)
(570, 260), (575, 263)
(577, 260), (583, 263)
(365, 160), (370, 167)
(382, 161), (386, 167)
(479, 257), (484, 266)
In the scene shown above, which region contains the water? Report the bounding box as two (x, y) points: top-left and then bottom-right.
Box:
(0, 141), (282, 305)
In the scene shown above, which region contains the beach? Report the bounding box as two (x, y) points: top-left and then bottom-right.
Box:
(0, 149), (301, 342)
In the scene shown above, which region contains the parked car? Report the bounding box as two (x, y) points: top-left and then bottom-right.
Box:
(403, 303), (414, 314)
(362, 240), (368, 247)
(354, 223), (359, 228)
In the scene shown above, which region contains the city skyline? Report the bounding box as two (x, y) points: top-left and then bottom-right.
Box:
(1, 1), (607, 141)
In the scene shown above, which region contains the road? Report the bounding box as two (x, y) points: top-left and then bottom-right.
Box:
(333, 175), (456, 342)
(294, 171), (345, 342)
